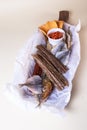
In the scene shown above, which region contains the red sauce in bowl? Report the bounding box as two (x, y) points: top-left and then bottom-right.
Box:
(48, 31), (63, 39)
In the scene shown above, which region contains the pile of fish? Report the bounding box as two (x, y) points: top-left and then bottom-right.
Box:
(19, 28), (72, 106)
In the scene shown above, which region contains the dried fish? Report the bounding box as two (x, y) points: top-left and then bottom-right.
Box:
(33, 51), (69, 90)
(65, 27), (72, 49)
(37, 78), (53, 106)
(37, 51), (69, 87)
(33, 54), (64, 90)
(19, 75), (43, 94)
(51, 41), (65, 55)
(37, 45), (69, 73)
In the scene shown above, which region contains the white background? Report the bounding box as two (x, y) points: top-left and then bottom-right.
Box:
(0, 0), (87, 130)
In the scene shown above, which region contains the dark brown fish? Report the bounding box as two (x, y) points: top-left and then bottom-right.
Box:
(37, 78), (53, 106)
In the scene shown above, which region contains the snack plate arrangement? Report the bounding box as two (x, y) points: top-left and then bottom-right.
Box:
(4, 11), (81, 113)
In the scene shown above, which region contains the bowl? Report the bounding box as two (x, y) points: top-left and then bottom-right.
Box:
(47, 28), (65, 46)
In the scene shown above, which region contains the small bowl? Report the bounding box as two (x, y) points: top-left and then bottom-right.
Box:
(47, 28), (65, 46)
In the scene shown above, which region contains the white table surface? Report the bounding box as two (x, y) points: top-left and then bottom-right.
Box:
(0, 0), (87, 130)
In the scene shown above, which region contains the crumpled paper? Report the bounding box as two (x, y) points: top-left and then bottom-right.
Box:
(4, 21), (81, 113)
